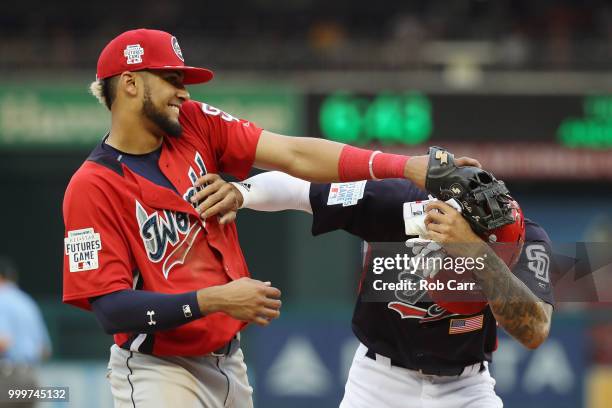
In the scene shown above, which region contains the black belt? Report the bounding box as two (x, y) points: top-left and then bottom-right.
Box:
(365, 349), (484, 377)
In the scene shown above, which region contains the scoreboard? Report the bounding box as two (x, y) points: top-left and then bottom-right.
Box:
(307, 93), (612, 149)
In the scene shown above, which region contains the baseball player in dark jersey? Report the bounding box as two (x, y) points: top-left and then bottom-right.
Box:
(62, 29), (483, 407)
(230, 171), (555, 407)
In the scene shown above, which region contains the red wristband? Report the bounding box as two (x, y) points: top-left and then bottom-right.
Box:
(372, 152), (409, 180)
(338, 145), (372, 181)
(338, 145), (410, 181)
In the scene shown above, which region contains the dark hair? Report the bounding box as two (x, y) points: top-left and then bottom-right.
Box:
(101, 76), (119, 110)
(0, 256), (18, 282)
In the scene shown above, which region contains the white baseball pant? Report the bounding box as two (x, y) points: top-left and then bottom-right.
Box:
(340, 343), (503, 408)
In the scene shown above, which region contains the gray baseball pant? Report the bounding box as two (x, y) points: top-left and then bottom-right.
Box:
(107, 343), (253, 408)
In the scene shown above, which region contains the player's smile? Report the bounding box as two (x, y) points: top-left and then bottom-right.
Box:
(168, 103), (181, 116)
(150, 70), (188, 122)
(138, 70), (189, 137)
(165, 99), (184, 121)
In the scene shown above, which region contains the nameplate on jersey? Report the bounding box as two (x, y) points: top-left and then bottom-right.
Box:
(327, 181), (366, 207)
(65, 228), (102, 272)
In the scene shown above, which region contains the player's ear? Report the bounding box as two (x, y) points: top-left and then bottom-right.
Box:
(118, 71), (139, 99)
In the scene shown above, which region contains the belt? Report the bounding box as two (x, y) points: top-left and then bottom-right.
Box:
(210, 334), (240, 358)
(365, 349), (484, 377)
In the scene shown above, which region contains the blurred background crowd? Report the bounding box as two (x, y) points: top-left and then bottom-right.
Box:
(0, 0), (611, 407)
(2, 0), (612, 71)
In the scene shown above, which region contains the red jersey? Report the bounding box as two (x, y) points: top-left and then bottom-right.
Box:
(62, 100), (262, 356)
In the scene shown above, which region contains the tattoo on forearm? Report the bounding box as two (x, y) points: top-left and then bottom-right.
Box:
(472, 245), (551, 347)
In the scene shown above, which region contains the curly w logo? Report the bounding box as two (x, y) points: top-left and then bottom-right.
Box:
(135, 200), (201, 279)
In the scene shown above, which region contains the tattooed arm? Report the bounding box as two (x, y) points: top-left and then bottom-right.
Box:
(468, 244), (552, 349)
(424, 201), (552, 349)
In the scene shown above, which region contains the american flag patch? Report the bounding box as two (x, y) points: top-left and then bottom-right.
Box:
(449, 315), (484, 334)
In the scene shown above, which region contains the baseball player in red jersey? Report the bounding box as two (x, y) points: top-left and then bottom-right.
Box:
(62, 28), (482, 407)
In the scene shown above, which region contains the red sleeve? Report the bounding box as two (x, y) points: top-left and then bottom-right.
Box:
(180, 100), (262, 179)
(62, 172), (133, 310)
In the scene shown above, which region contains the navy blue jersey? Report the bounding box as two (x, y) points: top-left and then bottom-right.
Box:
(309, 179), (554, 370)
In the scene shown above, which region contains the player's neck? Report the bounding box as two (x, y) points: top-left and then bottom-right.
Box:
(107, 114), (163, 154)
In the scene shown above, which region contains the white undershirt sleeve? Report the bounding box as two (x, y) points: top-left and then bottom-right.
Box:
(231, 171), (313, 214)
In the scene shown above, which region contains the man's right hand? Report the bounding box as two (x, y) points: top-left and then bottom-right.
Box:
(197, 278), (282, 326)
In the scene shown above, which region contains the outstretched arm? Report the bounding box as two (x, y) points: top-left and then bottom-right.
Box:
(191, 171), (428, 242)
(233, 171), (313, 214)
(235, 172), (428, 242)
(195, 138), (479, 220)
(253, 131), (480, 188)
(190, 172), (312, 221)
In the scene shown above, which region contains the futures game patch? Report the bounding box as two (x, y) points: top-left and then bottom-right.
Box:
(65, 228), (102, 272)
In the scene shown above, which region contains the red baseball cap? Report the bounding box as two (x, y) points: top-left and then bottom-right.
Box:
(96, 29), (214, 85)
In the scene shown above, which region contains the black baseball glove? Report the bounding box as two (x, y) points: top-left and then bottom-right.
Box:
(424, 146), (516, 233)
